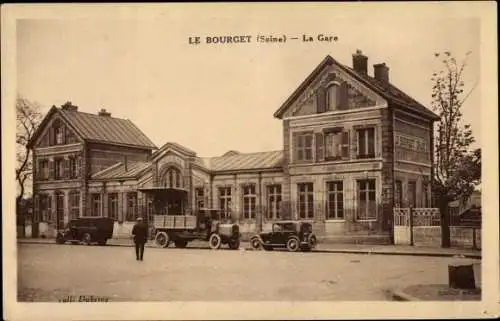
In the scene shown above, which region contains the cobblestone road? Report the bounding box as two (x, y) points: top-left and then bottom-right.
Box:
(17, 243), (480, 301)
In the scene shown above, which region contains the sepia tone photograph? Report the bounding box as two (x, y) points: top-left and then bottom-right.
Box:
(2, 2), (498, 320)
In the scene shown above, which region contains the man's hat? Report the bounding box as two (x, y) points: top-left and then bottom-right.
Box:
(137, 217), (143, 221)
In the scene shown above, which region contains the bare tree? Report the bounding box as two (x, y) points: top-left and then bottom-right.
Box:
(431, 51), (481, 248)
(16, 96), (43, 230)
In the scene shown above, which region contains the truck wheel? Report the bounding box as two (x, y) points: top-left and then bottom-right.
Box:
(209, 233), (222, 250)
(250, 237), (262, 250)
(81, 233), (92, 245)
(155, 231), (170, 248)
(286, 237), (300, 252)
(174, 240), (188, 248)
(56, 233), (65, 244)
(228, 239), (240, 250)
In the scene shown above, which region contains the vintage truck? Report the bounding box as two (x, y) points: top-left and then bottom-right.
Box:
(152, 208), (241, 250)
(56, 217), (114, 246)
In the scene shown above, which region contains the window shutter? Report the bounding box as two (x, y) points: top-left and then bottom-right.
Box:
(353, 130), (359, 158)
(77, 156), (83, 178)
(341, 131), (349, 158)
(47, 195), (53, 221)
(338, 82), (349, 109)
(34, 160), (39, 180)
(61, 126), (66, 144)
(49, 127), (55, 145)
(315, 132), (324, 162)
(316, 87), (326, 113)
(292, 132), (298, 162)
(34, 194), (40, 222)
(103, 194), (108, 218)
(49, 160), (55, 180)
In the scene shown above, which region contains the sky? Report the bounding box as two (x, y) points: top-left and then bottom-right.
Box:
(16, 4), (482, 158)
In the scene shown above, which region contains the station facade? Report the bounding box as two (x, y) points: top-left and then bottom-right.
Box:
(29, 51), (439, 242)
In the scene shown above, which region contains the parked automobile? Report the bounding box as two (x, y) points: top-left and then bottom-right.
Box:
(250, 220), (318, 252)
(56, 217), (114, 246)
(153, 208), (241, 250)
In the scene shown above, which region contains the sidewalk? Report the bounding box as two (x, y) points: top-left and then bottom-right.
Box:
(17, 238), (481, 259)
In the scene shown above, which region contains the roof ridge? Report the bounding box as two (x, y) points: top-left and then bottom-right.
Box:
(60, 108), (128, 121)
(211, 150), (283, 158)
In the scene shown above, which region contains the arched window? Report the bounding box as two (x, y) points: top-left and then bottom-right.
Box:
(326, 83), (339, 111)
(161, 167), (183, 188)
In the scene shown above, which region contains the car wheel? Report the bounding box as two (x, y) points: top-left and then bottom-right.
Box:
(286, 237), (300, 252)
(308, 234), (318, 249)
(209, 233), (222, 250)
(155, 231), (170, 248)
(228, 239), (240, 250)
(81, 233), (92, 245)
(56, 233), (65, 244)
(250, 237), (262, 250)
(174, 240), (188, 248)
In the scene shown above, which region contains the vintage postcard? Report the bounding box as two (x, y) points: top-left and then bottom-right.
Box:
(2, 2), (498, 320)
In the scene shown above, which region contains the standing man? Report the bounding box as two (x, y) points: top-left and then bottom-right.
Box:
(132, 217), (148, 261)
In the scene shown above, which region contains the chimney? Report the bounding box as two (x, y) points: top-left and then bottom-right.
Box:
(352, 49), (368, 75)
(98, 108), (111, 117)
(374, 63), (390, 84)
(61, 101), (78, 111)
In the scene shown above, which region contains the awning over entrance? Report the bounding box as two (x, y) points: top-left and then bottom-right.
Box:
(138, 187), (189, 198)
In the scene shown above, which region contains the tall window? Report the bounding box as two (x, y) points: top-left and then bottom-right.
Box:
(54, 158), (65, 180)
(295, 132), (314, 162)
(267, 185), (282, 220)
(68, 156), (78, 179)
(326, 84), (339, 111)
(90, 193), (102, 217)
(55, 125), (64, 145)
(357, 127), (375, 158)
(408, 181), (417, 208)
(195, 188), (205, 210)
(126, 192), (138, 221)
(218, 187), (232, 219)
(108, 193), (119, 221)
(297, 183), (314, 219)
(39, 194), (52, 221)
(326, 181), (344, 219)
(357, 179), (376, 220)
(162, 167), (182, 188)
(242, 184), (256, 219)
(38, 159), (49, 180)
(422, 181), (430, 207)
(394, 180), (403, 208)
(69, 191), (80, 219)
(325, 130), (349, 160)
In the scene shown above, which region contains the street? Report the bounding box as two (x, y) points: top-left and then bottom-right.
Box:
(17, 243), (480, 301)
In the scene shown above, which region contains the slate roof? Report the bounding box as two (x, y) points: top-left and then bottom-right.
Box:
(92, 161), (152, 180)
(195, 150), (283, 172)
(58, 109), (157, 149)
(273, 55), (439, 120)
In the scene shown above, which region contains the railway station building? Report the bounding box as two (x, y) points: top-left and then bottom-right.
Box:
(28, 51), (439, 242)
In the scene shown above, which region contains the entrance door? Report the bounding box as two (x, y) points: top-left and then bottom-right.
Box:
(56, 193), (65, 230)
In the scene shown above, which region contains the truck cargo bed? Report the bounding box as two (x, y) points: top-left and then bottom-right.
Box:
(153, 215), (197, 230)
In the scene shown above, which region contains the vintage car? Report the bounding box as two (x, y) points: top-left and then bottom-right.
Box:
(249, 220), (317, 252)
(56, 217), (114, 246)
